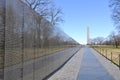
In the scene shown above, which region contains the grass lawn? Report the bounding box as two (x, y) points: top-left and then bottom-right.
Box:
(92, 45), (120, 66)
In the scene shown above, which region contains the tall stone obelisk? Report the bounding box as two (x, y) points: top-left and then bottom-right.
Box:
(87, 27), (90, 45)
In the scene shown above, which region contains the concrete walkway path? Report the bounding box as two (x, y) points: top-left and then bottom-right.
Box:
(48, 46), (120, 80)
(77, 46), (115, 80)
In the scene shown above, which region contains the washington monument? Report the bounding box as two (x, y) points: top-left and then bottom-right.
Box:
(87, 27), (90, 44)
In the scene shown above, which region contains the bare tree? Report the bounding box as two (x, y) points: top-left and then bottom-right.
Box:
(48, 4), (64, 26)
(22, 0), (50, 10)
(109, 31), (119, 48)
(22, 0), (64, 25)
(21, 0), (64, 48)
(91, 37), (104, 45)
(90, 39), (96, 45)
(21, 0), (51, 18)
(109, 0), (120, 30)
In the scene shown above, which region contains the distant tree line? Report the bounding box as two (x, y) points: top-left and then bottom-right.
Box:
(90, 31), (120, 48)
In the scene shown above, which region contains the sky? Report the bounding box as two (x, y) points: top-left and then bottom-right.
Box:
(53, 0), (115, 44)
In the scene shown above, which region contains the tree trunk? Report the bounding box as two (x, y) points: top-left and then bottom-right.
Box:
(115, 41), (118, 48)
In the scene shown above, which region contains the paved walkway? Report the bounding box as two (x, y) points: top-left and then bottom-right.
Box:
(48, 46), (120, 80)
(77, 46), (115, 80)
